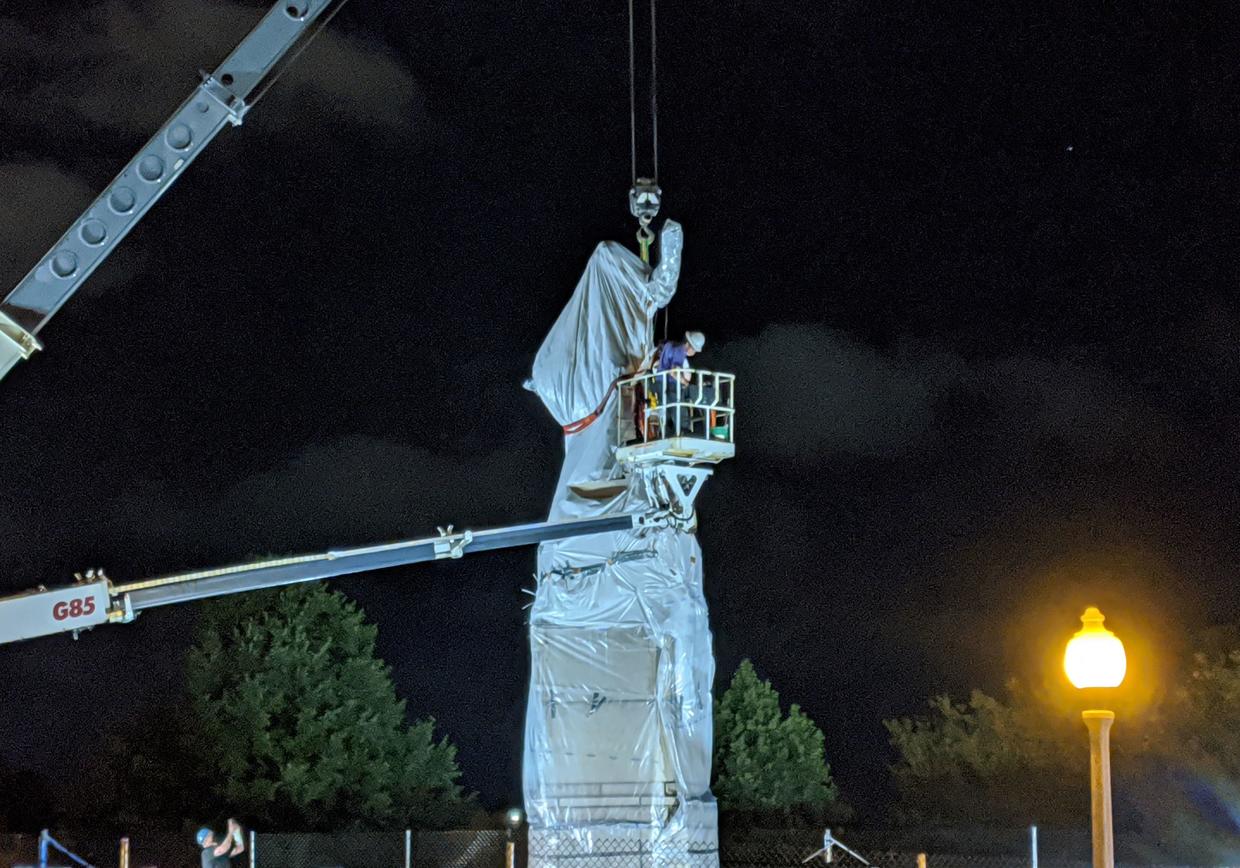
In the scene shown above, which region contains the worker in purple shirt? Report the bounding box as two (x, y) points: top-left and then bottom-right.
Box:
(653, 331), (710, 434)
(655, 330), (705, 383)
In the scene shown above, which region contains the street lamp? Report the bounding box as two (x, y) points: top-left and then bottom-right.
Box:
(505, 807), (524, 868)
(1064, 606), (1126, 868)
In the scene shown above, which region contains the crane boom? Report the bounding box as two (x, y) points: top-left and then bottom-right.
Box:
(0, 512), (649, 646)
(0, 0), (344, 383)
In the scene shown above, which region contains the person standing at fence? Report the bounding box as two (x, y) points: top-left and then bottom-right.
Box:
(197, 818), (245, 868)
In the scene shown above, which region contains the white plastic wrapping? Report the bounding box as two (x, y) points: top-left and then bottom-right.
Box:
(524, 223), (719, 867)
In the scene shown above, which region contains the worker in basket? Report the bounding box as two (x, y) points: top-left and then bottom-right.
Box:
(197, 818), (246, 868)
(652, 330), (713, 436)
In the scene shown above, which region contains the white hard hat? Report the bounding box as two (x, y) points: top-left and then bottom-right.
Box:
(685, 331), (705, 351)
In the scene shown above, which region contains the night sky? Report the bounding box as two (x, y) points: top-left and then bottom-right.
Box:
(2, 0), (1239, 819)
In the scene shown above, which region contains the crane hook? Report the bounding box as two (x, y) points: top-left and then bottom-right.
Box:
(629, 178), (661, 263)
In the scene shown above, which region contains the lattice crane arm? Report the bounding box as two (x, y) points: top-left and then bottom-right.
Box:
(0, 0), (345, 383)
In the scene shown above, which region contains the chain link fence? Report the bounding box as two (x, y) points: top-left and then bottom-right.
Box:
(0, 830), (508, 868)
(2, 831), (189, 868)
(720, 830), (1049, 868)
(716, 828), (1230, 868)
(252, 833), (404, 868)
(528, 830), (717, 868)
(250, 830), (509, 868)
(2, 828), (1231, 868)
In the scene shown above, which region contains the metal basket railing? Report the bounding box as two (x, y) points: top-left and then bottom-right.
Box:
(617, 369), (736, 447)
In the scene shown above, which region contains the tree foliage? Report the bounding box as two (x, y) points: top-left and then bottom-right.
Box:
(185, 583), (465, 830)
(884, 683), (1085, 825)
(1172, 648), (1240, 777)
(85, 704), (210, 830)
(0, 762), (56, 833)
(886, 638), (1240, 860)
(713, 659), (842, 821)
(1131, 648), (1240, 862)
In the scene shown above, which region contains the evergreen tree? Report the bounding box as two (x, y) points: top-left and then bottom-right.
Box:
(185, 583), (465, 830)
(713, 659), (841, 820)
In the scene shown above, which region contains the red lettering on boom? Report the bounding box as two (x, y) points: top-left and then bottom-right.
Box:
(51, 597), (96, 621)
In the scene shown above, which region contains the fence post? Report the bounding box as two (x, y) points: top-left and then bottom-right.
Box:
(405, 829), (412, 868)
(118, 837), (130, 868)
(917, 853), (927, 868)
(248, 830), (256, 868)
(1030, 826), (1038, 868)
(38, 830), (49, 868)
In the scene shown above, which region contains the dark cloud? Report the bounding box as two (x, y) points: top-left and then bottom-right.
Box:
(0, 162), (148, 297)
(207, 435), (548, 544)
(972, 354), (1151, 450)
(715, 324), (935, 458)
(715, 323), (1156, 461)
(3, 0), (419, 138)
(0, 162), (93, 283)
(58, 434), (550, 582)
(0, 0), (420, 306)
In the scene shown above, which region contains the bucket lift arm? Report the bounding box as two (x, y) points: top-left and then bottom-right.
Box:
(0, 0), (344, 383)
(0, 510), (677, 646)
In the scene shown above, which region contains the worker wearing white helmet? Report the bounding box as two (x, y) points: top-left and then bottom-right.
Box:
(655, 330), (705, 384)
(653, 330), (712, 434)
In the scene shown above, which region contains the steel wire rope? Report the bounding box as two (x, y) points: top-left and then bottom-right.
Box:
(628, 0), (671, 343)
(627, 0), (659, 188)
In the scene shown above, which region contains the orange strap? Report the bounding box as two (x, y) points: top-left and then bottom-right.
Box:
(562, 374), (629, 435)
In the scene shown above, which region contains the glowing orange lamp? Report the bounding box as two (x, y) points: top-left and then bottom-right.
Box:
(1065, 606), (1127, 688)
(1064, 606), (1125, 868)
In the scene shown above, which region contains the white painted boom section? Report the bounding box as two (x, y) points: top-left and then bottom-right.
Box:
(0, 581), (112, 643)
(0, 513), (655, 646)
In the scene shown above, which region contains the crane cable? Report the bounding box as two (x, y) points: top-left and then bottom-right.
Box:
(628, 0), (658, 191)
(628, 0), (661, 265)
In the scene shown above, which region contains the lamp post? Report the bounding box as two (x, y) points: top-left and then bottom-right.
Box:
(505, 807), (524, 868)
(1064, 606), (1127, 868)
